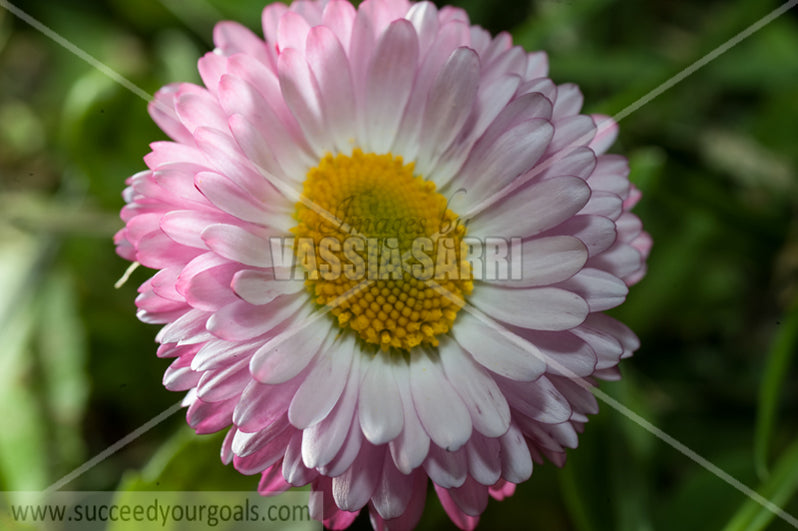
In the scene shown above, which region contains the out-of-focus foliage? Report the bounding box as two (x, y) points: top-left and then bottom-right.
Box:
(0, 0), (796, 529)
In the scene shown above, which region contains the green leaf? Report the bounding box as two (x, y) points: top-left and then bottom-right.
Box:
(112, 426), (317, 531)
(723, 439), (798, 531)
(754, 298), (798, 479)
(115, 426), (258, 493)
(37, 270), (90, 472)
(0, 233), (50, 495)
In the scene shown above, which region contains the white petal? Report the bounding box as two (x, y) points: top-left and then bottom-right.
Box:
(410, 352), (472, 451)
(175, 89), (228, 134)
(453, 312), (546, 381)
(561, 268), (628, 312)
(499, 375), (572, 424)
(471, 284), (589, 331)
(406, 1), (438, 51)
(519, 329), (597, 378)
(439, 338), (512, 436)
(547, 214), (617, 257)
(192, 338), (260, 372)
(499, 424), (533, 483)
(589, 154), (630, 196)
(466, 435), (501, 486)
(321, 419), (363, 477)
(160, 210), (222, 250)
(487, 236), (588, 288)
(196, 355), (250, 402)
(249, 310), (330, 384)
(233, 377), (301, 433)
(579, 190), (623, 220)
(288, 334), (354, 428)
(423, 445), (467, 488)
(282, 431), (317, 486)
(155, 308), (208, 344)
(458, 118), (554, 201)
(359, 354), (404, 445)
(321, 0), (356, 50)
(302, 353), (362, 469)
(389, 362), (431, 474)
(232, 413), (291, 457)
(231, 269), (304, 306)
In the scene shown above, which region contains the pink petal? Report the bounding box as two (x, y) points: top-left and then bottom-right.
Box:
(207, 294), (304, 341)
(371, 451), (414, 520)
(306, 25), (357, 152)
(332, 443), (382, 511)
(321, 0), (357, 50)
(258, 461), (292, 495)
(590, 114), (618, 154)
(148, 84), (192, 144)
(468, 176), (590, 238)
(415, 47), (480, 169)
(363, 19), (419, 152)
(552, 83), (583, 119)
(448, 477), (489, 517)
(434, 483), (480, 530)
(201, 223), (274, 268)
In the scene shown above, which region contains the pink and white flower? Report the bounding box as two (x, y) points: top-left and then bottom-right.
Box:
(116, 0), (650, 528)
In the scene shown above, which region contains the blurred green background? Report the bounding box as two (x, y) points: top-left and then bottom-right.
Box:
(0, 0), (796, 529)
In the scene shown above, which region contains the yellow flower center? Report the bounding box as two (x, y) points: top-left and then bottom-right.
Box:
(292, 149), (473, 351)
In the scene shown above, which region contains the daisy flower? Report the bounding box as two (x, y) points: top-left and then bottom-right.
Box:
(115, 0), (651, 528)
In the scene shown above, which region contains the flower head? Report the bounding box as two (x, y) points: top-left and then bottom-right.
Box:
(116, 0), (650, 528)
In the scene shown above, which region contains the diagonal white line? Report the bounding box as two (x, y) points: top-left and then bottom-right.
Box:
(0, 0), (153, 104)
(9, 0), (797, 522)
(462, 0), (798, 219)
(591, 387), (798, 528)
(43, 400), (184, 494)
(611, 0), (798, 123)
(0, 0), (354, 236)
(410, 259), (798, 526)
(452, 301), (798, 529)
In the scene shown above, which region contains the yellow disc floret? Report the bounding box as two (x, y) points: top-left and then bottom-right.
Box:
(292, 149), (473, 351)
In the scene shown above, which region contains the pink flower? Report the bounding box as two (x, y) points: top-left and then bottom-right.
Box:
(116, 0), (650, 529)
